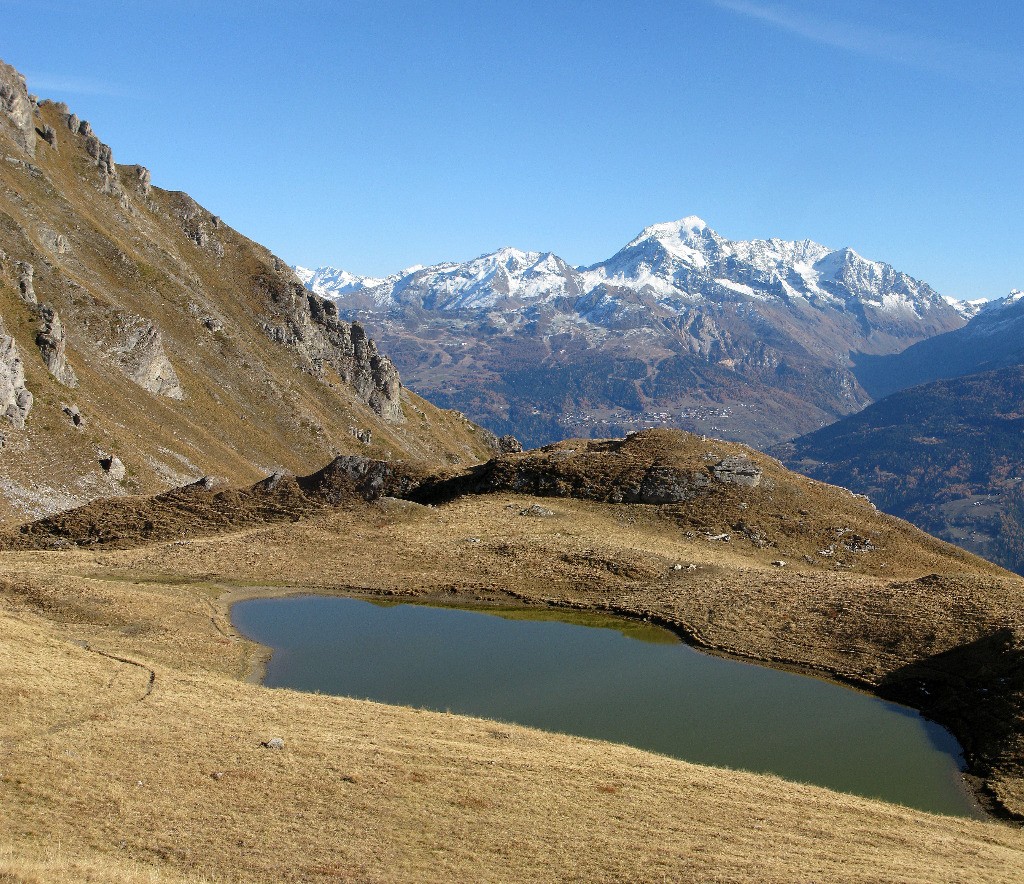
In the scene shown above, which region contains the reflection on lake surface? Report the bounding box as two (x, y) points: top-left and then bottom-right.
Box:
(232, 594), (982, 818)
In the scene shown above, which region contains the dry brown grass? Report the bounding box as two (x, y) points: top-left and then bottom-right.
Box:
(3, 478), (1024, 881)
(0, 100), (494, 526)
(0, 844), (206, 883)
(2, 592), (1023, 884)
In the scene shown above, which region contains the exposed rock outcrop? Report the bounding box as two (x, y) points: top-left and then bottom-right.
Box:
(38, 226), (70, 256)
(0, 320), (32, 428)
(16, 261), (35, 304)
(298, 455), (423, 503)
(172, 195), (224, 257)
(112, 315), (184, 399)
(711, 456), (762, 487)
(131, 165), (152, 197)
(498, 434), (524, 454)
(0, 59), (36, 157)
(258, 272), (404, 423)
(80, 124), (120, 195)
(36, 303), (77, 387)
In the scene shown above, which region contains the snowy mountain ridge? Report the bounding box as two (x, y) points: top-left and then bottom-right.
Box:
(297, 216), (970, 322)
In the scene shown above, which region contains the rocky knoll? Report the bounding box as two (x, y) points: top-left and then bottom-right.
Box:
(417, 432), (762, 506)
(0, 56), (495, 523)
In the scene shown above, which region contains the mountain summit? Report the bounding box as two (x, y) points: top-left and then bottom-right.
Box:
(299, 218), (966, 448)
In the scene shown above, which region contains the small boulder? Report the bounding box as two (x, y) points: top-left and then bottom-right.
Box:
(99, 454), (126, 481)
(519, 504), (554, 517)
(263, 737), (285, 750)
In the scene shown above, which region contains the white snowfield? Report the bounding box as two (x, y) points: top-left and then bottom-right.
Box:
(296, 216), (979, 323)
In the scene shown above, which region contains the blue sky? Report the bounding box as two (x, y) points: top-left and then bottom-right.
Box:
(2, 0), (1022, 299)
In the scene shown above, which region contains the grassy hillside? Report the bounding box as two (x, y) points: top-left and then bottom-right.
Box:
(3, 429), (1024, 881)
(0, 82), (495, 525)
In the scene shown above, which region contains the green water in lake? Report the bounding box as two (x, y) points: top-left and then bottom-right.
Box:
(232, 594), (982, 818)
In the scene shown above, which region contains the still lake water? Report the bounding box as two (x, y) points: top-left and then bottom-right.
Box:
(232, 594), (982, 818)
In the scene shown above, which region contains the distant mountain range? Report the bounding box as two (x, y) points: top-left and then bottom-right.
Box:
(853, 290), (1024, 399)
(297, 217), (969, 448)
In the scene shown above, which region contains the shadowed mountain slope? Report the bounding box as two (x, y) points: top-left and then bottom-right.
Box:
(776, 365), (1024, 574)
(853, 291), (1024, 399)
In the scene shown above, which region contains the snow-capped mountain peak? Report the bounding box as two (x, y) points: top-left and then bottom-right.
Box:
(358, 246), (581, 311)
(300, 216), (962, 326)
(625, 215), (711, 250)
(293, 265), (386, 297)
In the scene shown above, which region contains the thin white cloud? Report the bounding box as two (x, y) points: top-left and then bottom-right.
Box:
(22, 73), (131, 99)
(710, 0), (1024, 83)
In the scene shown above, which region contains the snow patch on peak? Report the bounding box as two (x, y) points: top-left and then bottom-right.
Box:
(625, 216), (712, 251)
(945, 295), (989, 320)
(292, 265), (384, 297)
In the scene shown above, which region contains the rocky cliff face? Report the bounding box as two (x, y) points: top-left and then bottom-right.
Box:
(257, 271), (404, 422)
(0, 318), (32, 430)
(0, 56), (495, 523)
(0, 58), (36, 158)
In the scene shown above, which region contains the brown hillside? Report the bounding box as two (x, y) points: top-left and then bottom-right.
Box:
(5, 428), (1024, 828)
(0, 59), (495, 525)
(3, 429), (1024, 880)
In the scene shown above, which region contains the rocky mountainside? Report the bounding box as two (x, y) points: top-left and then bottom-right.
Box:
(776, 365), (1024, 575)
(854, 291), (1024, 399)
(300, 217), (967, 449)
(0, 58), (496, 524)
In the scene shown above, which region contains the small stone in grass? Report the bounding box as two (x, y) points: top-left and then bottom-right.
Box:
(263, 737), (285, 750)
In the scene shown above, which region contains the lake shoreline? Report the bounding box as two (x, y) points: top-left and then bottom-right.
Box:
(222, 581), (988, 821)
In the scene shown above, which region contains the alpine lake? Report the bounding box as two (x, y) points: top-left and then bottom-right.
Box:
(231, 594), (983, 819)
